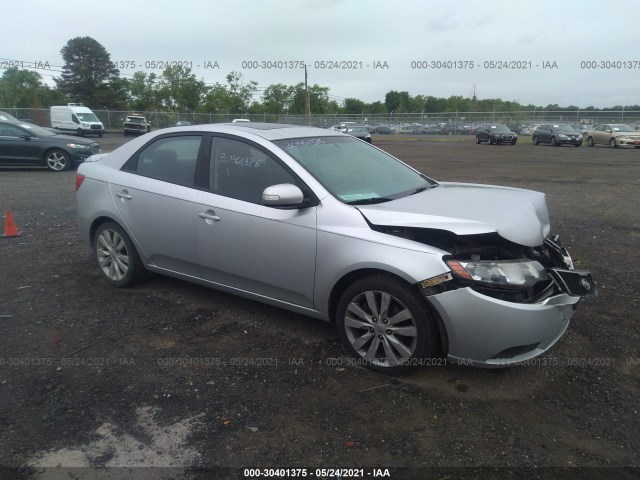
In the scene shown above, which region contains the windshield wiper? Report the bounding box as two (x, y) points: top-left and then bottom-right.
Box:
(347, 197), (394, 205)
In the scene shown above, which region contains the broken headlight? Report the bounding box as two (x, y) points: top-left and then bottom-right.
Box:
(446, 259), (549, 288)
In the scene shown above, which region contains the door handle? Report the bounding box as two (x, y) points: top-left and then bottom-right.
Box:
(198, 211), (221, 222)
(116, 190), (132, 200)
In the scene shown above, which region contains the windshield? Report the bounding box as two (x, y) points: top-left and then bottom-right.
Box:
(274, 136), (435, 204)
(77, 112), (100, 122)
(552, 124), (576, 132)
(489, 125), (511, 132)
(611, 124), (636, 132)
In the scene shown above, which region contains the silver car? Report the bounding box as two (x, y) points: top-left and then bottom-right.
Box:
(76, 123), (596, 373)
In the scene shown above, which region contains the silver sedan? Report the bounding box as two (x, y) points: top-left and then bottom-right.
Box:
(76, 123), (595, 373)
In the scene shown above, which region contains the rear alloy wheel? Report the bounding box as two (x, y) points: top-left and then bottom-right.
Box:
(588, 137), (594, 147)
(336, 275), (437, 373)
(45, 149), (71, 171)
(94, 222), (145, 287)
(610, 138), (617, 148)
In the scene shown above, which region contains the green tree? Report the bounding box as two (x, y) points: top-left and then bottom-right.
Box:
(158, 65), (208, 117)
(343, 98), (367, 114)
(0, 68), (65, 108)
(225, 71), (258, 113)
(55, 36), (122, 107)
(127, 71), (161, 111)
(261, 83), (294, 114)
(384, 90), (411, 113)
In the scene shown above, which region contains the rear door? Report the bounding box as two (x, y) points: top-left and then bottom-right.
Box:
(110, 134), (204, 276)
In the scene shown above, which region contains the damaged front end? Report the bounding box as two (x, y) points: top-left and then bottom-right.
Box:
(375, 227), (596, 302)
(373, 226), (597, 366)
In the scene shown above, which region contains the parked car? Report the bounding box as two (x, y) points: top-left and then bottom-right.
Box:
(0, 119), (101, 171)
(123, 113), (151, 136)
(475, 124), (518, 145)
(175, 121), (192, 127)
(585, 124), (640, 148)
(398, 125), (417, 134)
(374, 125), (392, 134)
(533, 124), (583, 147)
(344, 126), (372, 143)
(76, 123), (595, 373)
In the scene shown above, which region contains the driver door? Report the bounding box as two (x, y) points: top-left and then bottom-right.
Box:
(195, 136), (317, 308)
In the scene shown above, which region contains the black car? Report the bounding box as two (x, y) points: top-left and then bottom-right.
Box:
(345, 126), (372, 143)
(475, 124), (518, 145)
(533, 124), (582, 147)
(0, 120), (101, 171)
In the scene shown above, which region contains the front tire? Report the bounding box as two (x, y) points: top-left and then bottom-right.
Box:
(336, 275), (437, 374)
(533, 136), (539, 145)
(588, 137), (594, 147)
(93, 222), (145, 287)
(610, 138), (617, 148)
(45, 149), (71, 172)
(551, 136), (559, 146)
(475, 136), (481, 144)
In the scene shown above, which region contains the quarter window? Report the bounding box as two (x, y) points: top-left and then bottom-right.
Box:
(209, 137), (295, 204)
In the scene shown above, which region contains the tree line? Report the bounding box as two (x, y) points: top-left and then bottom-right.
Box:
(1, 36), (639, 117)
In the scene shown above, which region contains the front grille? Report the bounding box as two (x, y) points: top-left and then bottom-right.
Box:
(90, 125), (102, 130)
(548, 269), (596, 298)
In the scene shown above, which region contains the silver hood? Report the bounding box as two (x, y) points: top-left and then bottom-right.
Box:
(356, 182), (551, 247)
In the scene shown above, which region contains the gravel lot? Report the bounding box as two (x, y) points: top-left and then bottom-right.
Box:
(0, 133), (639, 479)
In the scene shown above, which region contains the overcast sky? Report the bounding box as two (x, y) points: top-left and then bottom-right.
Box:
(2, 0), (638, 108)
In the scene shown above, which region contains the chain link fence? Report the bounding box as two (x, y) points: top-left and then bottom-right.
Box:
(2, 107), (640, 132)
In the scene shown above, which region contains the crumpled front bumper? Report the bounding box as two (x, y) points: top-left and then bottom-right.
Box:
(427, 287), (580, 367)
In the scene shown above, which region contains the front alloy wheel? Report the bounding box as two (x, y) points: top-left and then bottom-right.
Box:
(45, 149), (70, 171)
(94, 222), (145, 287)
(336, 275), (437, 373)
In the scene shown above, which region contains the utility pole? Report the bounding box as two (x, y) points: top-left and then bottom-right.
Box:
(304, 64), (311, 125)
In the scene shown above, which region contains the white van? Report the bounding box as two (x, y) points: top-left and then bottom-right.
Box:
(51, 104), (104, 137)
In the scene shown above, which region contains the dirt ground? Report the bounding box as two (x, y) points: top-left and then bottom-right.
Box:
(0, 133), (639, 479)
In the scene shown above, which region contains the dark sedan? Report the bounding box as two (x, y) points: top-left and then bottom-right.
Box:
(533, 124), (582, 147)
(475, 124), (518, 145)
(0, 120), (101, 171)
(345, 126), (372, 143)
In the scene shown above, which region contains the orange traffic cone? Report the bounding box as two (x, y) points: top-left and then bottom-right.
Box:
(1, 211), (21, 238)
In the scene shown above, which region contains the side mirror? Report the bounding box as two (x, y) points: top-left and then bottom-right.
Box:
(262, 183), (304, 207)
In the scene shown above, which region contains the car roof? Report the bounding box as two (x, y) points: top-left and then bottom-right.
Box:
(170, 123), (345, 141)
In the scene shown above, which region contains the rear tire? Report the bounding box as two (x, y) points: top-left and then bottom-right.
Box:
(336, 274), (438, 374)
(93, 222), (146, 287)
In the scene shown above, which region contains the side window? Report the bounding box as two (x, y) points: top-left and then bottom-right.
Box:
(209, 137), (295, 204)
(135, 135), (201, 186)
(0, 124), (23, 137)
(72, 114), (80, 124)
